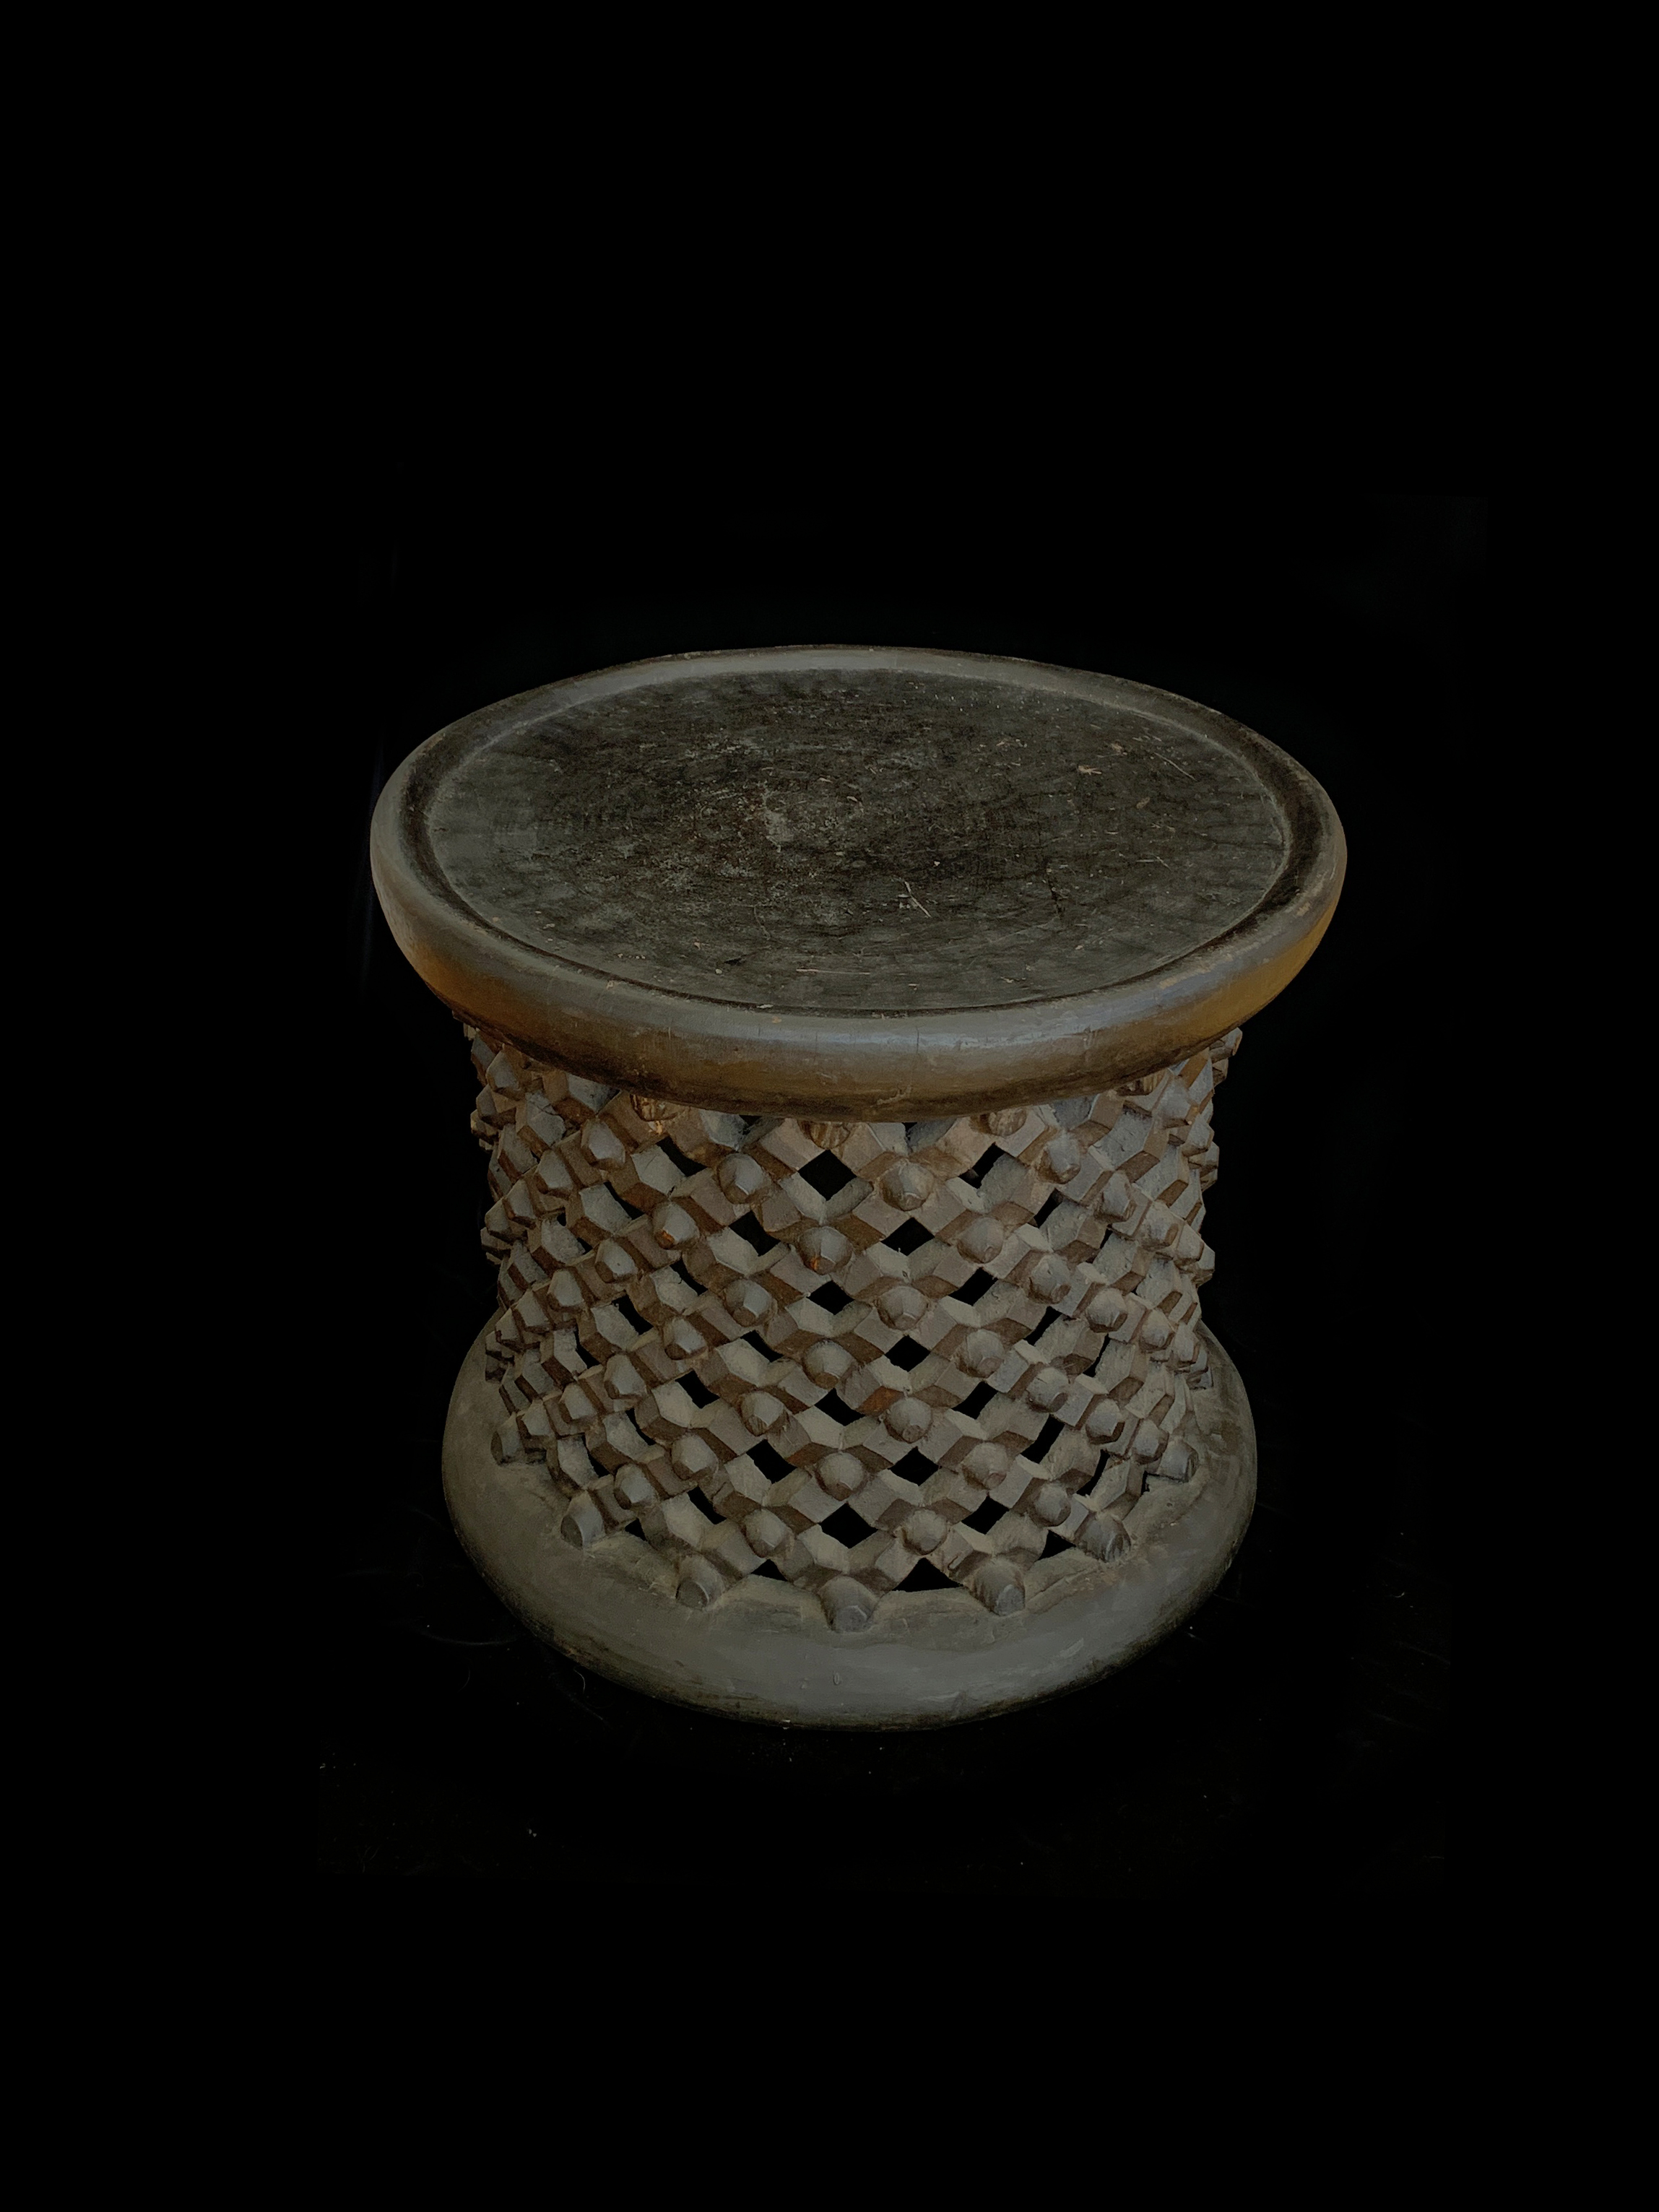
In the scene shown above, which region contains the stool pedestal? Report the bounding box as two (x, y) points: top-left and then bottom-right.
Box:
(446, 1031), (1255, 1725)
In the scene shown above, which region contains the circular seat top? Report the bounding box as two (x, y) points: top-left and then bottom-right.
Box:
(372, 646), (1345, 1116)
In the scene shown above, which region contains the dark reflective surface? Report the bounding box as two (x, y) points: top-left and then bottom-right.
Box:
(323, 489), (1470, 1888)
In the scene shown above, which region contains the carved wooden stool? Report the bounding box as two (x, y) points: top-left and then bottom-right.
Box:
(371, 646), (1344, 1727)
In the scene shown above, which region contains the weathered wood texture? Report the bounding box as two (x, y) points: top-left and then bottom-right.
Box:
(468, 1020), (1241, 1633)
(371, 648), (1343, 1115)
(371, 648), (1342, 1713)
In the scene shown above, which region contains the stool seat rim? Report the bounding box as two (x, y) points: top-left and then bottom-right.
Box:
(371, 645), (1345, 1116)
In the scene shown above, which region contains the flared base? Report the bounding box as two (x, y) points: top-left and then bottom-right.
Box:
(443, 1322), (1256, 1730)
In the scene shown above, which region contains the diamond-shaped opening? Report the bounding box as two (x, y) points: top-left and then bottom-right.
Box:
(958, 1381), (996, 1419)
(821, 1502), (872, 1545)
(754, 1558), (787, 1580)
(685, 1487), (723, 1524)
(742, 1332), (774, 1361)
(729, 1213), (775, 1255)
(888, 1337), (930, 1372)
(816, 1390), (857, 1425)
(800, 1150), (856, 1199)
(956, 1150), (999, 1192)
(1027, 1305), (1061, 1343)
(962, 1496), (1004, 1534)
(750, 1440), (793, 1482)
(810, 1280), (852, 1312)
(1031, 1415), (1067, 1460)
(892, 1449), (935, 1483)
(884, 1219), (932, 1256)
(613, 1296), (650, 1335)
(1032, 1190), (1064, 1228)
(672, 1259), (703, 1293)
(607, 1187), (644, 1218)
(1040, 1530), (1075, 1558)
(679, 1371), (717, 1408)
(958, 1269), (997, 1306)
(659, 1136), (704, 1181)
(904, 1557), (957, 1592)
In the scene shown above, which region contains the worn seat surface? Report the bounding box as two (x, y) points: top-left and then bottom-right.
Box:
(372, 646), (1344, 1116)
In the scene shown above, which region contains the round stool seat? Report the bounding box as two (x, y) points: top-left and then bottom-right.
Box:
(372, 646), (1343, 1118)
(371, 646), (1344, 1727)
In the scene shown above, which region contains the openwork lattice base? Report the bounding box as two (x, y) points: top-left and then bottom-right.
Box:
(446, 1314), (1254, 1727)
(451, 1019), (1256, 1719)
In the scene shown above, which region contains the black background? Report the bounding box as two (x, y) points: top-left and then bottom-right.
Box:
(321, 486), (1473, 1886)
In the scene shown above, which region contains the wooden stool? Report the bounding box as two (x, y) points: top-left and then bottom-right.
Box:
(371, 646), (1344, 1727)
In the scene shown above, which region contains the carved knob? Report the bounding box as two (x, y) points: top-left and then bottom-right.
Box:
(595, 1241), (638, 1284)
(1038, 1134), (1082, 1184)
(663, 1318), (708, 1361)
(804, 1121), (854, 1151)
(816, 1452), (865, 1501)
(581, 1120), (626, 1167)
(975, 1109), (1026, 1137)
(822, 1576), (874, 1634)
(560, 1496), (605, 1549)
(803, 1340), (854, 1384)
(1076, 1511), (1130, 1563)
(651, 1201), (698, 1249)
(613, 1467), (657, 1513)
(957, 1213), (1005, 1262)
(973, 1558), (1026, 1615)
(799, 1224), (852, 1272)
(676, 1557), (724, 1608)
(671, 1434), (718, 1480)
(905, 1509), (947, 1553)
(1143, 1202), (1179, 1249)
(876, 1283), (928, 1329)
(881, 1161), (935, 1212)
(961, 1441), (1009, 1488)
(1085, 1398), (1127, 1445)
(1026, 1366), (1069, 1411)
(884, 1397), (932, 1444)
(717, 1153), (767, 1201)
(740, 1390), (787, 1435)
(631, 1095), (681, 1127)
(1158, 1439), (1195, 1483)
(1139, 1310), (1174, 1354)
(724, 1278), (774, 1327)
(1099, 1174), (1134, 1220)
(743, 1509), (789, 1556)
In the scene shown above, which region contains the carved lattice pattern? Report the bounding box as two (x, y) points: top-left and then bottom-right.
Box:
(464, 1027), (1240, 1631)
